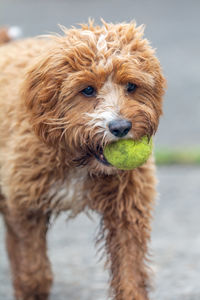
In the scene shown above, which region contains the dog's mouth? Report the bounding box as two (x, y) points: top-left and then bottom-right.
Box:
(94, 146), (110, 166)
(72, 145), (111, 167)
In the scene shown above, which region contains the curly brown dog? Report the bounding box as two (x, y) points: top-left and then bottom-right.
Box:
(0, 21), (165, 300)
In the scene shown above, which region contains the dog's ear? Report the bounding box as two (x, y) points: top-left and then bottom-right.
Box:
(21, 47), (70, 146)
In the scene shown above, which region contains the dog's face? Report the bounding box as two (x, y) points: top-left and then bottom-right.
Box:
(23, 22), (166, 174)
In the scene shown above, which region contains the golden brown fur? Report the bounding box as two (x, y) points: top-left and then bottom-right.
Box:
(0, 27), (11, 44)
(0, 21), (165, 300)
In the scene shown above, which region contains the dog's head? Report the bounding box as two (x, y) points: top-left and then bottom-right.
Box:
(23, 21), (166, 174)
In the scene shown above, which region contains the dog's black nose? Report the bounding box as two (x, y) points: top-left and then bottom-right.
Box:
(108, 119), (132, 137)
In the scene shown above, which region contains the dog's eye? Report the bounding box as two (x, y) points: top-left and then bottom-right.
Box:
(81, 86), (96, 97)
(126, 82), (137, 93)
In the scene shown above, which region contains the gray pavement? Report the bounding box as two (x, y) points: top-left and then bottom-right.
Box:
(0, 0), (200, 148)
(1, 166), (200, 300)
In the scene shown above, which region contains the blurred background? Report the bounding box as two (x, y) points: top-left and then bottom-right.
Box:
(0, 0), (200, 299)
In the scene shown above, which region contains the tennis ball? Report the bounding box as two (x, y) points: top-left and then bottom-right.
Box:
(103, 136), (153, 170)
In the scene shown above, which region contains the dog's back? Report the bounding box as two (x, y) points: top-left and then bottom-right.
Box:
(0, 38), (51, 153)
(0, 38), (54, 209)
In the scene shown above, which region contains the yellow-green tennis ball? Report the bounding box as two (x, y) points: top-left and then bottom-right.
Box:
(103, 136), (153, 170)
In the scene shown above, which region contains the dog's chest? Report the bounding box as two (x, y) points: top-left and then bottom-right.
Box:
(46, 169), (87, 215)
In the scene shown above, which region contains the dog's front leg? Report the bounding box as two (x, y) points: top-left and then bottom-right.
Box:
(102, 214), (151, 300)
(4, 211), (52, 300)
(89, 169), (155, 300)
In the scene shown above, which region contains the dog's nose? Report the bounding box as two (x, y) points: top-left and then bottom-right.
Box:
(108, 119), (132, 137)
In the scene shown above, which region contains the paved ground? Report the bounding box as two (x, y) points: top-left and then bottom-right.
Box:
(1, 166), (200, 300)
(0, 0), (200, 148)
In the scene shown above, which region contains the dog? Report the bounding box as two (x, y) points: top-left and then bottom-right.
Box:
(0, 20), (166, 300)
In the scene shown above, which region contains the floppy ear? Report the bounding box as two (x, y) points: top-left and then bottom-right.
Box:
(21, 47), (71, 146)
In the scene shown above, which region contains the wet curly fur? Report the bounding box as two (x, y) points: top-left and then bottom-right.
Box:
(0, 20), (165, 300)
